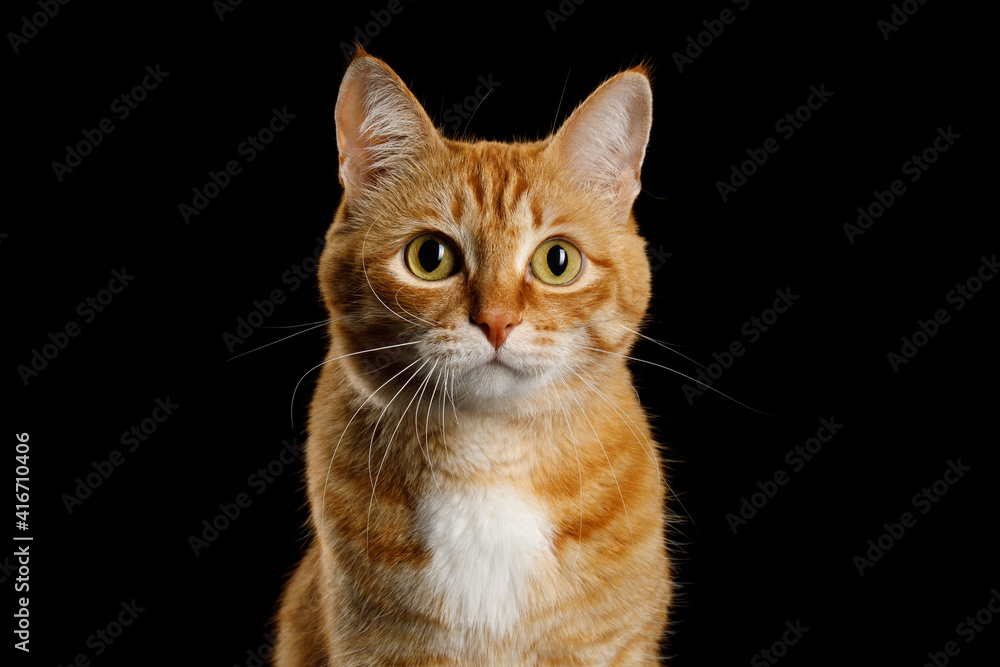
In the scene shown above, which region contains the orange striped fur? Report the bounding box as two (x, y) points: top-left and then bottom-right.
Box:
(274, 50), (671, 666)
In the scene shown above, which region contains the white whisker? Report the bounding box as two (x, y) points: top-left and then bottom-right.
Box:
(621, 325), (709, 371)
(550, 66), (572, 136)
(575, 368), (697, 533)
(426, 366), (444, 464)
(413, 359), (441, 488)
(319, 356), (425, 543)
(579, 345), (775, 417)
(559, 309), (630, 332)
(366, 358), (429, 559)
(553, 386), (585, 572)
(368, 358), (430, 500)
(289, 341), (421, 427)
(564, 382), (637, 564)
(362, 213), (417, 326)
(261, 317), (338, 329)
(228, 320), (330, 362)
(372, 358), (432, 496)
(394, 286), (439, 328)
(447, 366), (460, 420)
(575, 368), (662, 492)
(439, 367), (450, 462)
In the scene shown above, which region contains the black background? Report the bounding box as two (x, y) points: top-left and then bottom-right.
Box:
(6, 1), (996, 665)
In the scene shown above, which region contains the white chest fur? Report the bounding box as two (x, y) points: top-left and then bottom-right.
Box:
(414, 484), (554, 635)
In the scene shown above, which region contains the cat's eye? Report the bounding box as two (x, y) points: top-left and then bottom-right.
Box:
(405, 233), (459, 281)
(530, 239), (582, 286)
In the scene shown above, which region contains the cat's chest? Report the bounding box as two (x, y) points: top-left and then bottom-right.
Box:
(413, 483), (555, 635)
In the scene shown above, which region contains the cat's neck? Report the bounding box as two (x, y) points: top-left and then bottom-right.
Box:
(312, 359), (643, 487)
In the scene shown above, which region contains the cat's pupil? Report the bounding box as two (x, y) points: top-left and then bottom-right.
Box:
(418, 239), (444, 272)
(547, 245), (568, 276)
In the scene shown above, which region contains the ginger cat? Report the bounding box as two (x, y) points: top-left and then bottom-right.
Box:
(274, 49), (671, 665)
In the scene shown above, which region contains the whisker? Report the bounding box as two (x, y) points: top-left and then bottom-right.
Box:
(601, 366), (642, 403)
(413, 359), (441, 489)
(552, 386), (585, 572)
(621, 325), (709, 371)
(372, 358), (432, 499)
(394, 286), (439, 328)
(368, 358), (430, 501)
(576, 368), (698, 534)
(260, 317), (339, 329)
(550, 66), (572, 136)
(447, 366), (460, 420)
(563, 382), (637, 564)
(289, 341), (422, 427)
(439, 366), (451, 463)
(319, 356), (426, 542)
(426, 366), (444, 465)
(461, 87), (493, 137)
(557, 309), (630, 332)
(579, 345), (776, 417)
(365, 359), (430, 562)
(575, 367), (663, 493)
(364, 359), (428, 562)
(362, 212), (417, 326)
(228, 320), (330, 362)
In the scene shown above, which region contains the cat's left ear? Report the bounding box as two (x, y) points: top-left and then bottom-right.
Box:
(547, 68), (653, 219)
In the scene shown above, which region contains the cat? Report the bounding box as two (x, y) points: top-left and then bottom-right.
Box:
(273, 48), (671, 666)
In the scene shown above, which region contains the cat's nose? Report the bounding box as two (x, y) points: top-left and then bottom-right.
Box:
(473, 311), (521, 351)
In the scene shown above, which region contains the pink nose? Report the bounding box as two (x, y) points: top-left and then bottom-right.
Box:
(473, 311), (520, 351)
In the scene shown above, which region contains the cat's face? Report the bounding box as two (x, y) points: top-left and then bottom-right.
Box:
(319, 52), (653, 412)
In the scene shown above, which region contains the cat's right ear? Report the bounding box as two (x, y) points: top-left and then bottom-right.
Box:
(335, 52), (441, 197)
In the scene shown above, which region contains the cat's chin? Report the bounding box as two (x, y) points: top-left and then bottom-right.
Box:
(453, 358), (553, 410)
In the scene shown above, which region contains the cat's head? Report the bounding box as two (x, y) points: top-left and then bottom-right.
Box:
(318, 50), (654, 412)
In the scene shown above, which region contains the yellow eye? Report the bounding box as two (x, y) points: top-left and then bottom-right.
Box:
(531, 239), (582, 285)
(405, 233), (458, 281)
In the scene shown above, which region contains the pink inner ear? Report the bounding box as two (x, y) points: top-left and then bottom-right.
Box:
(333, 56), (442, 196)
(548, 71), (652, 211)
(335, 75), (377, 190)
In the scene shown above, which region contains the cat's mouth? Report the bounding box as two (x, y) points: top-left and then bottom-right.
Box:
(472, 351), (520, 376)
